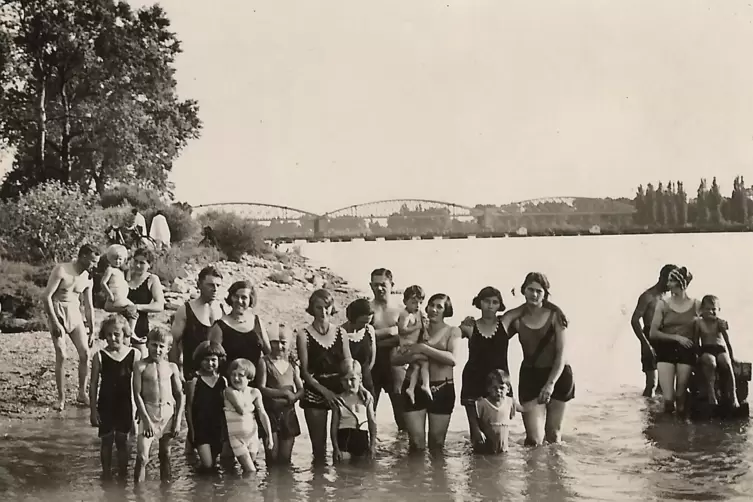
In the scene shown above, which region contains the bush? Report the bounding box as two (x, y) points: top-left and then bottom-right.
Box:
(100, 185), (164, 210)
(198, 211), (267, 262)
(150, 243), (225, 285)
(0, 261), (47, 330)
(145, 205), (198, 244)
(0, 181), (104, 264)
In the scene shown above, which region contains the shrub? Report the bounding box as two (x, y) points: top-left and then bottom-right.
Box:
(150, 243), (225, 284)
(100, 185), (164, 210)
(0, 261), (47, 330)
(0, 181), (104, 264)
(198, 210), (267, 262)
(145, 205), (198, 244)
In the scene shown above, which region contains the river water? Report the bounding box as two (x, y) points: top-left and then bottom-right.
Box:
(2, 233), (752, 501)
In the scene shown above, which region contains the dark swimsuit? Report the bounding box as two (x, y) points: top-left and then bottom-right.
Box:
(191, 375), (227, 457)
(401, 328), (456, 416)
(263, 355), (301, 439)
(97, 348), (137, 437)
(216, 317), (263, 376)
(347, 326), (375, 396)
(182, 302), (213, 380)
(301, 326), (345, 410)
(653, 300), (699, 367)
(517, 313), (575, 404)
(127, 276), (154, 345)
(460, 318), (511, 406)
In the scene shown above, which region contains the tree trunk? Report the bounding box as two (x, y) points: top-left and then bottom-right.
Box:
(36, 74), (47, 172)
(60, 85), (71, 183)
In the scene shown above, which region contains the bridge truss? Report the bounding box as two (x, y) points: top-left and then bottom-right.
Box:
(192, 202), (319, 222)
(323, 199), (476, 220)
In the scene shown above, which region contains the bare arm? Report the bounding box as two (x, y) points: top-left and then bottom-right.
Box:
(89, 352), (101, 425)
(499, 305), (526, 336)
(132, 363), (151, 428)
(170, 363), (185, 434)
(721, 325), (735, 362)
(185, 378), (197, 438)
(367, 326), (377, 371)
(465, 400), (485, 444)
(135, 275), (165, 314)
(224, 388), (246, 414)
(397, 311), (421, 336)
(412, 327), (461, 367)
(169, 304), (187, 367)
(43, 266), (64, 335)
(292, 365), (305, 401)
(366, 394), (377, 453)
(100, 267), (115, 302)
(252, 389), (273, 441)
(82, 279), (95, 338)
(630, 293), (652, 347)
(256, 317), (272, 356)
(545, 313), (568, 388)
(331, 403), (342, 459)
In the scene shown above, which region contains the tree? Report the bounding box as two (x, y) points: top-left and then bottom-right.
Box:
(708, 177), (724, 225)
(0, 0), (201, 198)
(655, 182), (666, 226)
(675, 181), (688, 226)
(644, 183), (657, 226)
(634, 185), (646, 225)
(665, 181), (677, 227)
(695, 179), (709, 225)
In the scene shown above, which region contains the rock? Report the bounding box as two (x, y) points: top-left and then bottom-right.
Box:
(268, 271), (294, 285)
(171, 277), (190, 294)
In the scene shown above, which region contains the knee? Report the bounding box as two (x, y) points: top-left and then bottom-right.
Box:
(78, 350), (90, 363)
(55, 349), (68, 363)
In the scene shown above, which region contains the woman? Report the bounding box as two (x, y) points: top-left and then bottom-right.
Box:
(297, 289), (353, 462)
(340, 298), (377, 397)
(208, 280), (271, 378)
(649, 266), (699, 414)
(501, 272), (574, 446)
(459, 286), (511, 452)
(126, 248), (165, 357)
(392, 293), (461, 451)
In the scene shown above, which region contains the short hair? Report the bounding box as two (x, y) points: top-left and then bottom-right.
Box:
(192, 341), (227, 365)
(306, 288), (338, 316)
(132, 248), (154, 264)
(346, 298), (374, 323)
(486, 369), (511, 388)
(146, 327), (173, 346)
(106, 244), (128, 263)
(427, 293), (454, 318)
(98, 314), (132, 340)
(701, 295), (720, 308)
(472, 286), (505, 311)
(78, 244), (99, 257)
(340, 359), (362, 377)
(131, 208), (139, 215)
(198, 265), (223, 282)
(370, 268), (394, 284)
(228, 358), (255, 379)
(403, 285), (425, 302)
(521, 272), (569, 328)
(225, 280), (257, 308)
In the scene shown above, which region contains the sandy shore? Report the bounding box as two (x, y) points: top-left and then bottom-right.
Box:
(0, 253), (360, 422)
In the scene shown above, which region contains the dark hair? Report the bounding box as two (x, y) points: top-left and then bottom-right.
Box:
(520, 272), (569, 328)
(701, 294), (720, 308)
(132, 248), (154, 264)
(198, 265), (223, 282)
(306, 288), (338, 316)
(403, 285), (425, 302)
(98, 314), (132, 340)
(472, 286), (506, 311)
(427, 293), (453, 318)
(228, 358), (255, 379)
(225, 280), (257, 308)
(192, 341), (227, 366)
(657, 264), (678, 289)
(131, 208), (139, 215)
(346, 298), (373, 323)
(486, 369), (512, 388)
(370, 268), (394, 284)
(78, 244), (99, 257)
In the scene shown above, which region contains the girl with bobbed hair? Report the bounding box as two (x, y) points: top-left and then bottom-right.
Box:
(499, 272), (574, 446)
(459, 286), (513, 452)
(340, 298), (377, 397)
(126, 248), (165, 357)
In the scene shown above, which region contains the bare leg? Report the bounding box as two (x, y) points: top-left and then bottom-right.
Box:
(699, 353), (718, 405)
(427, 413), (451, 451)
(303, 408), (329, 463)
(675, 364), (694, 415)
(237, 453), (256, 473)
(101, 434), (114, 479)
(68, 324), (91, 405)
(656, 362), (677, 413)
(265, 432), (280, 465)
(196, 444), (215, 469)
(277, 438), (295, 464)
(643, 370), (658, 397)
(521, 402), (546, 446)
(134, 434), (153, 483)
(406, 364), (419, 404)
(114, 432), (129, 479)
(50, 333), (68, 411)
(544, 400), (568, 443)
(403, 410), (427, 451)
(419, 362), (432, 400)
(717, 353), (739, 407)
(158, 437), (172, 481)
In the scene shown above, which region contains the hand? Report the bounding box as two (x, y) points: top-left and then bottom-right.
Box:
(90, 411), (99, 427)
(675, 336), (694, 349)
(88, 333), (95, 348)
(51, 324), (64, 338)
(333, 449), (343, 463)
(538, 382), (555, 404)
(470, 429), (486, 447)
(142, 420), (155, 438)
(283, 390), (296, 403)
(170, 420), (181, 438)
(358, 385), (372, 406)
(321, 388), (340, 408)
(265, 436), (274, 451)
(460, 316), (476, 327)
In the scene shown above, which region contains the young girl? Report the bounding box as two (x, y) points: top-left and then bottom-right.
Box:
(475, 370), (523, 454)
(259, 323), (303, 465)
(331, 360), (377, 462)
(101, 244), (138, 332)
(224, 358), (274, 473)
(90, 314), (141, 479)
(694, 295), (739, 408)
(396, 285), (432, 403)
(186, 341), (228, 470)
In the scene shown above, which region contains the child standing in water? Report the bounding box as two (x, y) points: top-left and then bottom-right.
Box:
(90, 314), (141, 479)
(694, 295), (739, 408)
(475, 370), (523, 454)
(101, 244), (138, 331)
(132, 328), (184, 483)
(259, 323), (303, 465)
(224, 358), (273, 473)
(395, 285), (432, 403)
(186, 341), (228, 471)
(331, 360), (377, 462)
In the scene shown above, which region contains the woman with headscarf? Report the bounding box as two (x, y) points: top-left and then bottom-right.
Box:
(649, 266), (700, 414)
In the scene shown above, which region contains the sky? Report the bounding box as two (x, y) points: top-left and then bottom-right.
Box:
(5, 1), (753, 214)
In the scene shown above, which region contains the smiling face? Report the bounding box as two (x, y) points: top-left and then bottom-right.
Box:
(700, 299), (719, 321)
(310, 297), (332, 322)
(426, 297), (447, 321)
(201, 354), (219, 374)
(230, 288), (252, 313)
(229, 368), (250, 390)
(131, 254), (151, 276)
(270, 337), (289, 357)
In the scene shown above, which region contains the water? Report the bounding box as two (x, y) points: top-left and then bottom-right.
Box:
(2, 233), (753, 501)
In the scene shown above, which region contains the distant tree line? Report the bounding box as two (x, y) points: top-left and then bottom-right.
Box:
(633, 176), (751, 227)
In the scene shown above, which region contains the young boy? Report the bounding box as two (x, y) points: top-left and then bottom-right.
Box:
(331, 360), (377, 462)
(475, 369), (523, 454)
(694, 295), (739, 408)
(395, 285), (431, 403)
(101, 244), (138, 332)
(132, 328), (184, 482)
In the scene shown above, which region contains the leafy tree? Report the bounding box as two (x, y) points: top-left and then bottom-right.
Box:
(695, 179), (709, 225)
(675, 181), (688, 226)
(708, 177), (724, 224)
(665, 181), (677, 227)
(644, 183), (657, 226)
(0, 0), (201, 198)
(634, 185), (646, 225)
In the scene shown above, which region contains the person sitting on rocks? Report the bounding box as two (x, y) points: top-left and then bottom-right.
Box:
(694, 294), (739, 408)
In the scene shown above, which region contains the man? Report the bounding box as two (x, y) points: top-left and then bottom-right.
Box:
(169, 265), (225, 452)
(369, 268), (406, 431)
(130, 208), (147, 237)
(631, 264), (677, 397)
(43, 244), (100, 411)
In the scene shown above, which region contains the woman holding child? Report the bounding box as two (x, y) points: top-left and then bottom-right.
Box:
(392, 293), (461, 451)
(127, 248), (165, 357)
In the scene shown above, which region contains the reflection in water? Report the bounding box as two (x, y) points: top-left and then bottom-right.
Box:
(522, 447), (576, 502)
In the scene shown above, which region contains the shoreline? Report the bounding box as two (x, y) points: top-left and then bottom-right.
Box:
(0, 252), (360, 423)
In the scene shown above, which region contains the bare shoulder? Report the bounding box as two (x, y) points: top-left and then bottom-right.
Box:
(169, 362), (180, 375)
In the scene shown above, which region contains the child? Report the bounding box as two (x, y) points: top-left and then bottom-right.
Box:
(694, 295), (739, 408)
(90, 314), (141, 479)
(395, 285), (434, 403)
(132, 328), (184, 483)
(259, 323), (303, 465)
(101, 244), (138, 332)
(475, 369), (523, 454)
(331, 360), (377, 462)
(224, 358), (274, 473)
(186, 341), (228, 470)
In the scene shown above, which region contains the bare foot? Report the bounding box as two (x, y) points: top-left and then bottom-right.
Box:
(53, 400), (65, 412)
(77, 392), (90, 406)
(732, 399), (740, 409)
(421, 385), (433, 401)
(708, 395), (719, 406)
(405, 388), (415, 404)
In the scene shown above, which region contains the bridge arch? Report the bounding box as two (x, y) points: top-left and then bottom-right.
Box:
(322, 198), (475, 219)
(192, 202), (321, 222)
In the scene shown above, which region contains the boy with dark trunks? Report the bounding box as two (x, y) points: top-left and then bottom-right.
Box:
(631, 264), (676, 397)
(694, 295), (739, 408)
(133, 328), (184, 483)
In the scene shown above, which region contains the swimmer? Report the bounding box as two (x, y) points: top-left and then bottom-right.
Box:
(132, 328), (184, 483)
(44, 244), (99, 411)
(331, 361), (377, 462)
(395, 285), (432, 403)
(474, 370), (523, 454)
(101, 244), (138, 332)
(694, 295), (738, 408)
